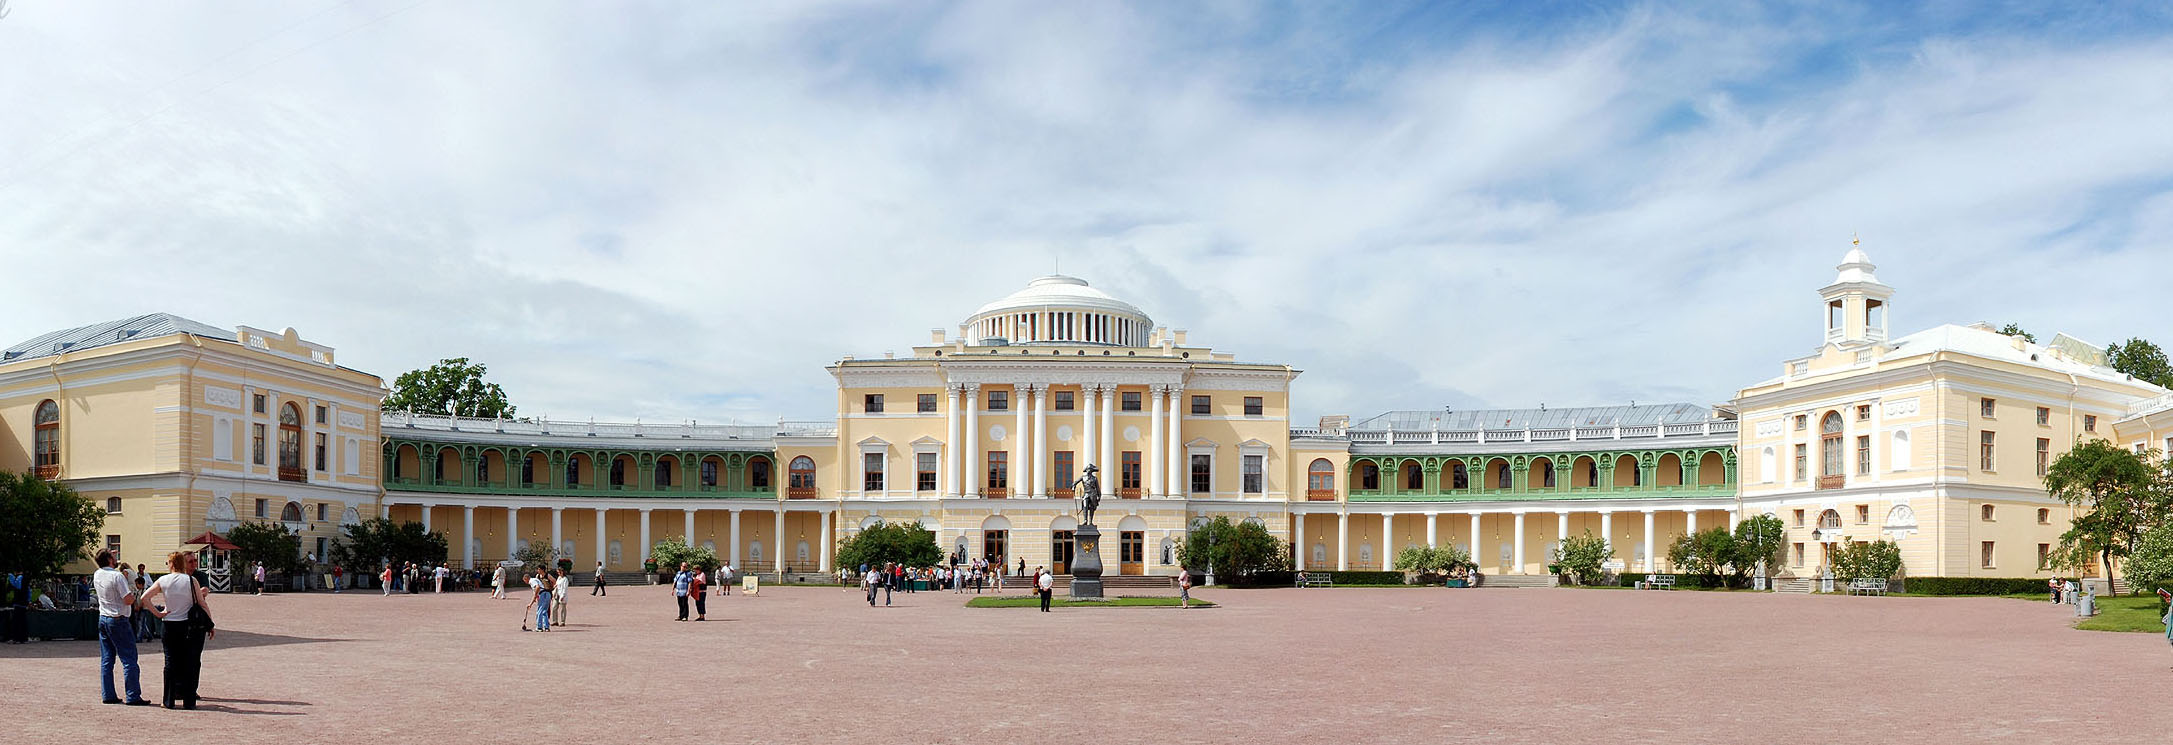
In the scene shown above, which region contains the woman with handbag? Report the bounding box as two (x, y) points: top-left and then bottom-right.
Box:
(140, 551), (213, 709)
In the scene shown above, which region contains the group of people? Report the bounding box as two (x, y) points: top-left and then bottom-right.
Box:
(91, 549), (212, 709)
(670, 562), (735, 621)
(522, 567), (572, 631)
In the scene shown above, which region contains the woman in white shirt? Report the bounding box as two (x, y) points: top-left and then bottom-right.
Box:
(139, 551), (211, 709)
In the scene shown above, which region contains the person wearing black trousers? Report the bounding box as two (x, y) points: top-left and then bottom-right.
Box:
(140, 551), (211, 709)
(592, 561), (607, 596)
(1036, 566), (1053, 612)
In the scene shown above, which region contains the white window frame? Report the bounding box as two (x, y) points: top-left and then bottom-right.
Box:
(912, 440), (943, 493)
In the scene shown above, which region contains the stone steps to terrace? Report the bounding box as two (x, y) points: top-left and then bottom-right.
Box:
(1476, 574), (1558, 589)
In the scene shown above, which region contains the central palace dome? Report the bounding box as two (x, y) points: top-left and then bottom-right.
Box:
(963, 275), (1153, 347)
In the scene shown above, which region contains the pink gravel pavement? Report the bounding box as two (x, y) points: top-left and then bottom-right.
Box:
(4, 584), (2169, 743)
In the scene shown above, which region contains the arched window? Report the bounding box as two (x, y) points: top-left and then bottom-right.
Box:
(1403, 461), (1422, 490)
(1818, 509), (1842, 531)
(1358, 462), (1379, 491)
(1890, 430), (1911, 471)
(278, 403), (304, 481)
(565, 455), (583, 488)
(106, 497), (122, 514)
(1451, 462), (1468, 489)
(1496, 462), (1512, 490)
(655, 458), (674, 489)
(1819, 411), (1844, 481)
(788, 456), (816, 497)
(1306, 459), (1334, 497)
(749, 456), (772, 489)
(610, 456), (629, 487)
(280, 501), (303, 524)
(33, 399), (60, 478)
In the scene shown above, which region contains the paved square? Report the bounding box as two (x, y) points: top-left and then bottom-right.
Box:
(4, 585), (2168, 743)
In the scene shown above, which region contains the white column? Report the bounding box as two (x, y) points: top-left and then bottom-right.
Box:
(462, 505), (476, 569)
(594, 509), (606, 570)
(1686, 509), (1699, 536)
(551, 506), (563, 558)
(421, 503), (433, 532)
(1729, 510), (1741, 530)
(639, 509), (652, 562)
(1013, 385), (1029, 498)
(1557, 511), (1569, 548)
(1380, 512), (1395, 567)
(819, 511), (832, 573)
(1147, 385), (1166, 499)
(684, 509), (695, 548)
(945, 385), (961, 497)
(1167, 387), (1184, 498)
(1032, 385), (1049, 499)
(1099, 388), (1116, 486)
(1336, 512), (1350, 571)
(964, 384), (981, 497)
(1601, 511), (1615, 562)
(1469, 513), (1482, 570)
(1512, 512), (1526, 574)
(1293, 514), (1306, 571)
(1426, 513), (1439, 548)
(1642, 510), (1656, 571)
(773, 509), (785, 574)
(1080, 384), (1098, 484)
(728, 509), (741, 567)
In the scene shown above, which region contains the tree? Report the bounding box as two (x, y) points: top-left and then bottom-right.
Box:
(1733, 514), (1787, 584)
(2121, 521), (2173, 597)
(511, 540), (561, 571)
(329, 517), (449, 576)
(1551, 532), (1612, 586)
(1831, 540), (1903, 583)
(832, 522), (940, 572)
(1998, 323), (2037, 344)
(227, 521), (305, 577)
(1179, 517), (1291, 581)
(381, 357), (518, 418)
(0, 470), (104, 579)
(2107, 338), (2173, 389)
(2044, 440), (2169, 593)
(1667, 528), (1736, 577)
(1393, 545), (1474, 581)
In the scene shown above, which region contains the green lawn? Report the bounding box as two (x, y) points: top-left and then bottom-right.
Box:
(2076, 595), (2169, 633)
(965, 596), (1213, 609)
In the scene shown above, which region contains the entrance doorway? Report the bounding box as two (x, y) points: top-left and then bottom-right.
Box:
(1120, 531), (1144, 575)
(984, 530), (1008, 569)
(1052, 530), (1075, 574)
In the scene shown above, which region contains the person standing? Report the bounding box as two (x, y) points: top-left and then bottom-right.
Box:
(552, 569), (571, 626)
(141, 551), (211, 709)
(434, 564), (447, 593)
(1018, 557), (1026, 578)
(863, 567), (879, 606)
(592, 561), (607, 596)
(332, 565), (343, 593)
(529, 570), (554, 632)
(252, 562), (266, 596)
(1178, 568), (1193, 609)
(92, 550), (150, 706)
(1036, 566), (1053, 612)
(380, 564), (393, 596)
(491, 564), (507, 600)
(130, 564), (154, 642)
(673, 563), (693, 621)
(881, 563), (893, 606)
(719, 562), (734, 596)
(691, 567), (708, 621)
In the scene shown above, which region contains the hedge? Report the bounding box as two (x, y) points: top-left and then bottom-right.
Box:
(1613, 572), (1728, 589)
(1901, 577), (2056, 596)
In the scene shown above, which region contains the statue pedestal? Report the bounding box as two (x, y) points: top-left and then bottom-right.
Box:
(1069, 524), (1105, 600)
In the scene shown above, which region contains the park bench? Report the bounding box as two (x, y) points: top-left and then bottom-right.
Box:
(1640, 574), (1676, 590)
(1296, 572), (1334, 588)
(1848, 578), (1887, 596)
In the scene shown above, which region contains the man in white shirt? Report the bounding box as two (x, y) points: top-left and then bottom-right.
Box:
(92, 550), (150, 705)
(434, 564), (448, 593)
(1036, 566), (1054, 612)
(552, 570), (571, 625)
(491, 565), (507, 599)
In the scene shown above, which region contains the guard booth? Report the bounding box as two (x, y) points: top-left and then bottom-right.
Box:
(183, 531), (240, 593)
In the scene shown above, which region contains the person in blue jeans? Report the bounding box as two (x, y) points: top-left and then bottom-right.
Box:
(529, 569), (554, 632)
(91, 550), (150, 705)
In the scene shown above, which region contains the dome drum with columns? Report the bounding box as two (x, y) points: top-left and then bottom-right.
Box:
(963, 275), (1156, 347)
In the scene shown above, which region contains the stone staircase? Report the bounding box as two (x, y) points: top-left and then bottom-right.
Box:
(597, 571), (653, 587)
(1476, 574), (1558, 589)
(1774, 578), (1814, 594)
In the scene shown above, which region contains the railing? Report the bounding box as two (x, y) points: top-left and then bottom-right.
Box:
(382, 411), (789, 441)
(787, 487), (818, 499)
(34, 464), (60, 480)
(1345, 483), (1735, 502)
(1817, 474), (1845, 491)
(1531, 428), (1571, 441)
(383, 478), (774, 500)
(1322, 419), (1737, 447)
(1305, 489), (1337, 501)
(1483, 430), (1525, 443)
(277, 467), (307, 483)
(2127, 392), (2173, 419)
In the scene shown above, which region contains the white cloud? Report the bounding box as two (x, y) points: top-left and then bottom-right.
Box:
(2, 2), (2170, 424)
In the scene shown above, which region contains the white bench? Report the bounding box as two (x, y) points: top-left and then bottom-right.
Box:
(1848, 578), (1888, 596)
(1296, 572), (1334, 588)
(1640, 574), (1676, 590)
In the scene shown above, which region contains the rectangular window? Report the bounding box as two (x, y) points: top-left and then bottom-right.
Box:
(1191, 395), (1210, 415)
(2037, 407), (2050, 426)
(916, 452), (937, 492)
(1855, 504), (1869, 523)
(2037, 543), (2051, 570)
(315, 537), (328, 561)
(863, 452), (885, 492)
(254, 498), (268, 519)
(1856, 404), (1870, 421)
(1244, 397), (1263, 416)
(1855, 435), (1870, 476)
(2084, 415), (2097, 432)
(1981, 541), (1996, 569)
(917, 393), (937, 413)
(989, 390), (1009, 411)
(1980, 398), (1995, 417)
(252, 393), (266, 414)
(1792, 542), (1806, 567)
(1793, 509), (1805, 528)
(1190, 453), (1212, 493)
(316, 503), (328, 522)
(1982, 504), (1996, 521)
(1794, 415), (1807, 431)
(1980, 431), (1996, 471)
(2037, 438), (2051, 476)
(699, 459), (717, 487)
(1053, 451), (1073, 495)
(108, 535), (122, 557)
(315, 405), (328, 424)
(1120, 451), (1141, 496)
(1121, 391), (1141, 412)
(1242, 454), (1263, 494)
(252, 423), (266, 465)
(1054, 391), (1074, 411)
(987, 451), (1008, 495)
(314, 432), (328, 471)
(864, 394), (884, 413)
(1793, 444), (1807, 482)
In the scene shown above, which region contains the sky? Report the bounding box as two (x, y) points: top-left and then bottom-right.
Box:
(3, 1), (2172, 426)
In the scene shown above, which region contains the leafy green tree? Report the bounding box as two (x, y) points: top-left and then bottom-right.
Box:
(382, 357), (518, 418)
(0, 470), (104, 579)
(832, 522), (940, 572)
(1179, 517), (1291, 581)
(1733, 514), (1787, 584)
(2121, 521), (2173, 597)
(2044, 440), (2169, 593)
(647, 537), (723, 574)
(1393, 545), (1475, 580)
(1551, 532), (1612, 586)
(511, 540), (560, 571)
(329, 517), (449, 576)
(228, 521), (305, 576)
(1998, 323), (2037, 343)
(1667, 528), (1736, 577)
(1831, 540), (1904, 582)
(2107, 338), (2173, 389)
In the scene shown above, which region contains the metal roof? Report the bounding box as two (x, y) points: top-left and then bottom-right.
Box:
(2, 313), (233, 363)
(1348, 403), (1714, 432)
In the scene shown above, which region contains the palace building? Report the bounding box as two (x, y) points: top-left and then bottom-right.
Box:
(5, 245), (2165, 584)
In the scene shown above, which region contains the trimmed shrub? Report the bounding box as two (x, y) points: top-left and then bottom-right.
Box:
(1327, 571), (1406, 586)
(1902, 577), (2056, 596)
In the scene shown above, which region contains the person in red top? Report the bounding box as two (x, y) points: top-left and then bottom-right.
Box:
(690, 568), (708, 621)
